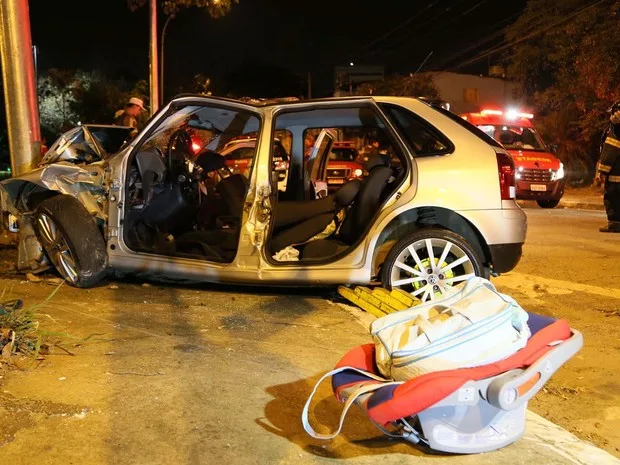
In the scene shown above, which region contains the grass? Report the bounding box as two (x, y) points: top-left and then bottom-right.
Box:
(0, 283), (81, 366)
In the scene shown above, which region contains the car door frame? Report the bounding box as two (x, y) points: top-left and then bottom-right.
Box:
(105, 96), (271, 283)
(252, 98), (415, 277)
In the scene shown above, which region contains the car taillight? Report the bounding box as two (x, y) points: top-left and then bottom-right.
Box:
(496, 151), (516, 200)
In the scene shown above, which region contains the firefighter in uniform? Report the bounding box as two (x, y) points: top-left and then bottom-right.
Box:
(596, 102), (620, 233)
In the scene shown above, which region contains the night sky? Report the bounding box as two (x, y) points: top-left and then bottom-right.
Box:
(28, 0), (528, 98)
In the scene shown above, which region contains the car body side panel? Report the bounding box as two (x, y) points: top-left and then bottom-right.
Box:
(375, 97), (503, 211)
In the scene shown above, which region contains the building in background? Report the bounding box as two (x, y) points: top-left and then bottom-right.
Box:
(432, 70), (523, 114)
(334, 64), (384, 96)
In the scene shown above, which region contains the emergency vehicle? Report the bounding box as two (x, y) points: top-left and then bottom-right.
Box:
(461, 108), (565, 208)
(326, 141), (365, 191)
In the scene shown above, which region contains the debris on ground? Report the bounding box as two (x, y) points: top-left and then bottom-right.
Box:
(26, 273), (64, 286)
(26, 273), (42, 283)
(337, 285), (421, 317)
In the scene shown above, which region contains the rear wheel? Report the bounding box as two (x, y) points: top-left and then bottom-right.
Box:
(537, 198), (560, 208)
(34, 195), (108, 288)
(380, 228), (485, 303)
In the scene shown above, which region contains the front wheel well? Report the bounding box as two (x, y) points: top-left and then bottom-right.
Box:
(372, 207), (492, 277)
(2, 181), (60, 212)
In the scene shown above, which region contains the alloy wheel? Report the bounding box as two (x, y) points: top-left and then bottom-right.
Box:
(37, 213), (78, 283)
(389, 237), (475, 302)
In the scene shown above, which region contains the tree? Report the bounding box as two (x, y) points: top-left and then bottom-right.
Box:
(38, 69), (82, 134)
(72, 75), (149, 127)
(127, 0), (238, 17)
(354, 73), (441, 100)
(505, 0), (620, 181)
(192, 74), (212, 95)
(38, 70), (149, 136)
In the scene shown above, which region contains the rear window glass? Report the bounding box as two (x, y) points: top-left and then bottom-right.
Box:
(379, 104), (453, 157)
(431, 105), (504, 149)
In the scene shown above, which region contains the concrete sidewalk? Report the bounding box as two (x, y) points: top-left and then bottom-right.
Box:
(1, 279), (618, 465)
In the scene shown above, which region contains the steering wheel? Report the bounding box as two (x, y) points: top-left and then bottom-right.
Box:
(166, 128), (194, 181)
(165, 128), (203, 207)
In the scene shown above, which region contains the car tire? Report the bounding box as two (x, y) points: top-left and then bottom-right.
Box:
(34, 195), (108, 288)
(380, 228), (485, 303)
(537, 198), (560, 208)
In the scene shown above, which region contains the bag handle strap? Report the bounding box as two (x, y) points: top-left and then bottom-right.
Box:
(301, 366), (402, 440)
(414, 316), (442, 343)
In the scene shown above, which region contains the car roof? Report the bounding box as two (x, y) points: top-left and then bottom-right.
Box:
(171, 94), (382, 108)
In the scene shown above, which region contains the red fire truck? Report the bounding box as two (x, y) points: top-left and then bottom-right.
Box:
(461, 108), (565, 208)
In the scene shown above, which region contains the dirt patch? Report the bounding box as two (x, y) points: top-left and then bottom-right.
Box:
(0, 390), (87, 446)
(495, 284), (620, 458)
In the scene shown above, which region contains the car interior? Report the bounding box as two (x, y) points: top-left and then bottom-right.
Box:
(121, 103), (408, 266)
(122, 104), (261, 263)
(267, 105), (407, 263)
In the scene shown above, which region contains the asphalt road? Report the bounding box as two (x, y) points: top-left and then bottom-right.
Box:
(493, 206), (620, 457)
(502, 207), (619, 288)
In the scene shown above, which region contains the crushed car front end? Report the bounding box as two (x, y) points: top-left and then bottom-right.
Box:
(0, 125), (132, 275)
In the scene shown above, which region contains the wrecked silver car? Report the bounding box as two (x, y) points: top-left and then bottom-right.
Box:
(0, 96), (526, 301)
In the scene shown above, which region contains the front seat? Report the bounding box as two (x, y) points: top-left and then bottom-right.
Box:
(194, 150), (249, 221)
(301, 154), (396, 260)
(173, 151), (245, 261)
(216, 173), (249, 219)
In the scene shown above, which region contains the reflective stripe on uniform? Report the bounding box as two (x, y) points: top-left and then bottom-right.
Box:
(605, 137), (620, 149)
(608, 175), (620, 183)
(598, 163), (612, 173)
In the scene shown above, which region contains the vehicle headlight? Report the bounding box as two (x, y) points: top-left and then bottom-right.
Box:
(552, 163), (565, 181)
(353, 168), (363, 177)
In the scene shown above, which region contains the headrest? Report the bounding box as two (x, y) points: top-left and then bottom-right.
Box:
(334, 179), (361, 207)
(365, 154), (391, 172)
(195, 150), (226, 172)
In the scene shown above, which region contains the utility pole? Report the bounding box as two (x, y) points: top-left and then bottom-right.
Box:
(160, 14), (174, 104)
(0, 0), (41, 175)
(149, 0), (159, 115)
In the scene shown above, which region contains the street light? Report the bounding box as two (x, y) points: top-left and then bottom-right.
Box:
(160, 13), (175, 104)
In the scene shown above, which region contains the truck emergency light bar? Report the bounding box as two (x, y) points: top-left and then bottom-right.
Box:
(479, 109), (534, 119)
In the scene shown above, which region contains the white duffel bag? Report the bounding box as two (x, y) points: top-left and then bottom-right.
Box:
(371, 277), (530, 381)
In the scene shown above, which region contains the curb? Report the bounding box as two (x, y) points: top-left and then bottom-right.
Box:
(518, 199), (605, 211)
(559, 200), (605, 211)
